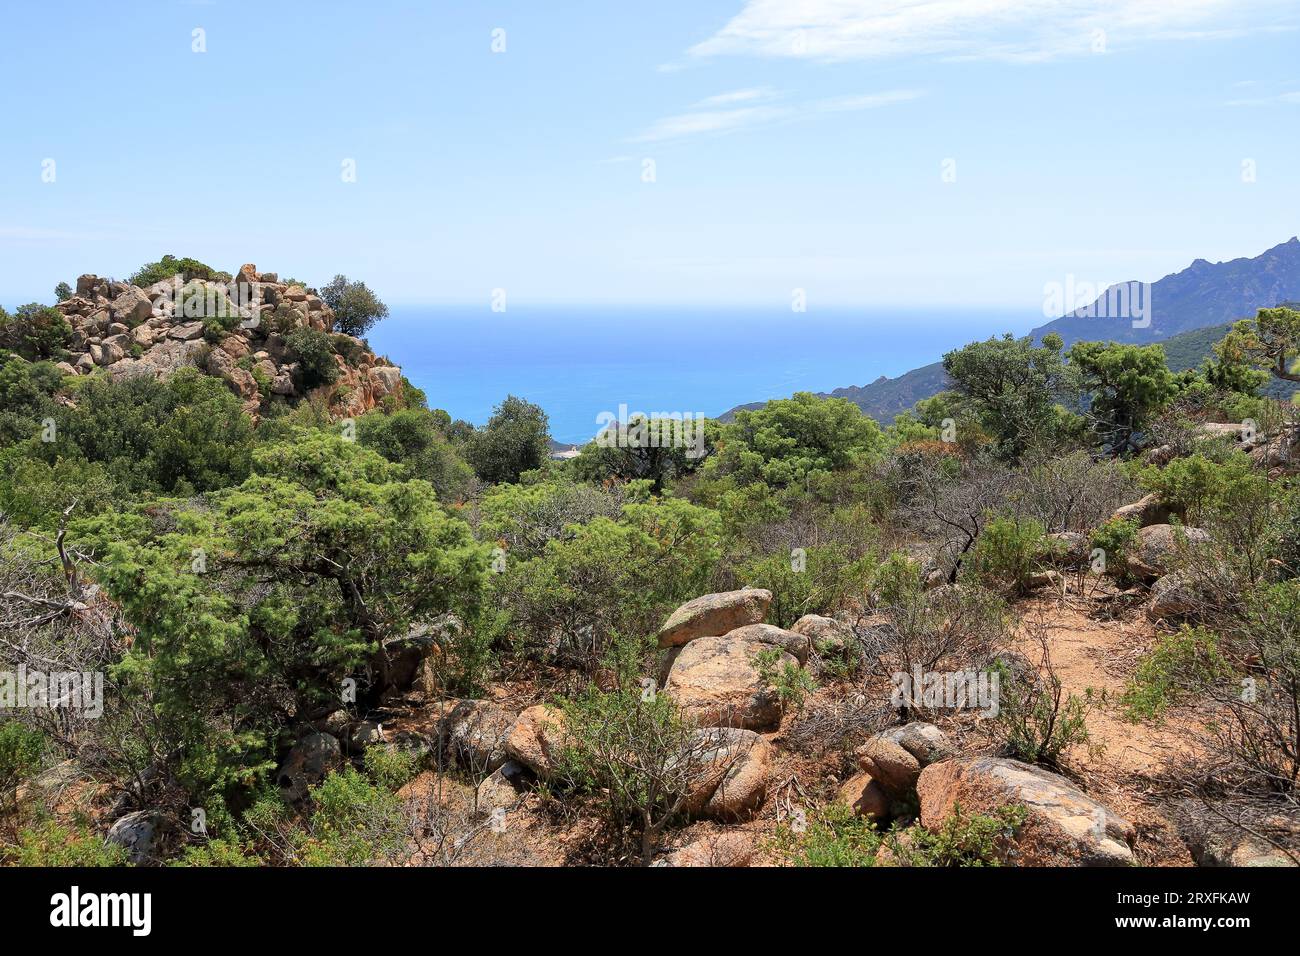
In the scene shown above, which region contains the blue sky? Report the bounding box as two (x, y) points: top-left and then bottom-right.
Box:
(2, 0), (1298, 308)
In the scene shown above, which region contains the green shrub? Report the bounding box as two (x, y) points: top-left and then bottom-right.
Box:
(556, 686), (719, 865)
(895, 803), (1027, 866)
(4, 819), (128, 867)
(737, 543), (874, 629)
(0, 303), (72, 361)
(969, 514), (1047, 593)
(299, 768), (410, 866)
(1139, 453), (1260, 525)
(171, 838), (262, 867)
(286, 327), (339, 390)
(0, 721), (45, 802)
(753, 646), (816, 712)
(1091, 517), (1139, 583)
(1121, 626), (1231, 721)
(992, 633), (1091, 767)
(774, 802), (883, 866)
(363, 745), (420, 792)
(129, 254), (227, 287)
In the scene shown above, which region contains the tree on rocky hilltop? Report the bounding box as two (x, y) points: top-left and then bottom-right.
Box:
(321, 274), (390, 338)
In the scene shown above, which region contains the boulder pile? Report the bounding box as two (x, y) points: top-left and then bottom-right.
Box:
(52, 265), (402, 420)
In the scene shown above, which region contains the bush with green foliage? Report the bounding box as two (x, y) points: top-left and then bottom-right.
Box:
(574, 416), (718, 492)
(319, 275), (390, 338)
(286, 327), (339, 390)
(706, 392), (883, 488)
(1215, 306), (1300, 386)
(992, 629), (1091, 768)
(942, 333), (1071, 459)
(465, 395), (551, 485)
(477, 476), (626, 561)
(3, 818), (129, 867)
(74, 432), (489, 813)
(29, 368), (256, 497)
(0, 303), (72, 361)
(753, 645), (816, 712)
(737, 543), (874, 628)
(969, 515), (1048, 594)
(491, 495), (722, 672)
(1067, 341), (1177, 454)
(0, 721), (45, 809)
(1091, 517), (1139, 584)
(129, 254), (228, 287)
(357, 407), (475, 504)
(557, 686), (718, 865)
(1121, 626), (1231, 721)
(774, 801), (1026, 867)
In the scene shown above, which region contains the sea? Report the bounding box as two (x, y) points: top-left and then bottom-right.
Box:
(367, 306), (1041, 445)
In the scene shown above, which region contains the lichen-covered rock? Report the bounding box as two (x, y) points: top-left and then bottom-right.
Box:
(1128, 524), (1211, 581)
(682, 727), (772, 821)
(1110, 494), (1180, 528)
(440, 699), (515, 773)
(664, 635), (793, 731)
(1146, 571), (1200, 622)
(791, 614), (854, 659)
(656, 589), (772, 648)
(503, 705), (568, 778)
(106, 811), (162, 864)
(657, 832), (755, 867)
(917, 756), (1136, 866)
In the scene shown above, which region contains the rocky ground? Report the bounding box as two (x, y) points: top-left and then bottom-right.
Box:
(260, 532), (1295, 868)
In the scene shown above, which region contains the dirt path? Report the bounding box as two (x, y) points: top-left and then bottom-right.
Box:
(1014, 592), (1200, 864)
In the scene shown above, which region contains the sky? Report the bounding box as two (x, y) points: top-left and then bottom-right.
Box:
(2, 0), (1299, 309)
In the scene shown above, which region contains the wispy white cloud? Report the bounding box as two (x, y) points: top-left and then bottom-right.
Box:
(689, 0), (1297, 63)
(1226, 90), (1300, 106)
(694, 87), (780, 107)
(632, 105), (790, 143)
(813, 89), (925, 112)
(632, 87), (922, 142)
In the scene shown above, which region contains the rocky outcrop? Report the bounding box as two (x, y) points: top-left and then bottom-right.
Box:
(54, 266), (401, 421)
(856, 722), (953, 800)
(1128, 524), (1212, 581)
(1110, 494), (1181, 529)
(917, 756), (1136, 866)
(656, 588), (772, 648)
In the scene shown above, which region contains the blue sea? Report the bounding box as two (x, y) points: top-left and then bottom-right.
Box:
(368, 306), (1040, 445)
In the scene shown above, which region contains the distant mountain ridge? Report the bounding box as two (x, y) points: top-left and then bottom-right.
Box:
(1031, 236), (1300, 347)
(721, 237), (1300, 424)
